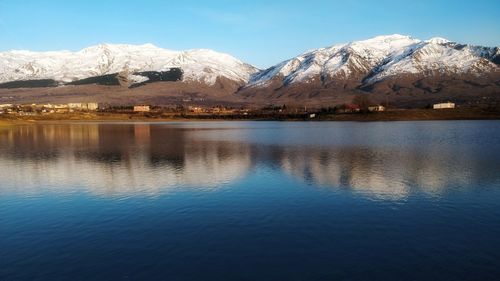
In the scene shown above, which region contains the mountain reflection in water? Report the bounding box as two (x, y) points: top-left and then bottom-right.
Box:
(1, 122), (499, 199)
(2, 121), (500, 281)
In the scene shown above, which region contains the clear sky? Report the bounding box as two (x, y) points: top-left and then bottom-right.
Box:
(0, 0), (499, 68)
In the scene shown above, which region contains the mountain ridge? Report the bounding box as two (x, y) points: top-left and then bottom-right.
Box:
(238, 34), (499, 107)
(246, 34), (499, 88)
(0, 43), (258, 86)
(1, 35), (499, 107)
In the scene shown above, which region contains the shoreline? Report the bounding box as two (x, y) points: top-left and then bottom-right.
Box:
(1, 108), (500, 125)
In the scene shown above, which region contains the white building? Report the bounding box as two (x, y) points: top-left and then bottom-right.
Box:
(86, 103), (99, 111)
(134, 105), (150, 112)
(68, 103), (83, 109)
(54, 104), (69, 109)
(368, 105), (386, 112)
(68, 103), (99, 111)
(433, 102), (455, 109)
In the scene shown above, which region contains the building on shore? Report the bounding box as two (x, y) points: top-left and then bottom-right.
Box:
(53, 104), (70, 113)
(1, 102), (100, 115)
(0, 104), (13, 114)
(68, 103), (99, 111)
(134, 105), (151, 112)
(433, 102), (455, 109)
(188, 106), (205, 113)
(368, 105), (386, 112)
(0, 104), (13, 109)
(211, 107), (237, 114)
(338, 104), (361, 113)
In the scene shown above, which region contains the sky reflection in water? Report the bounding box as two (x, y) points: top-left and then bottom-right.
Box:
(1, 121), (498, 200)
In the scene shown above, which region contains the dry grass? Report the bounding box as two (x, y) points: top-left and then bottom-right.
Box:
(1, 108), (499, 124)
(319, 108), (500, 121)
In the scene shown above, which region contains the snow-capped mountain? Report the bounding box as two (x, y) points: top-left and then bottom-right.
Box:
(0, 43), (258, 86)
(1, 36), (499, 107)
(247, 34), (499, 87)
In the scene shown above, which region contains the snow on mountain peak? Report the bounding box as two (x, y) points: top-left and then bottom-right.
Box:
(248, 35), (421, 86)
(1, 37), (497, 90)
(359, 34), (415, 44)
(0, 44), (258, 85)
(357, 34), (418, 49)
(248, 35), (498, 87)
(426, 37), (451, 44)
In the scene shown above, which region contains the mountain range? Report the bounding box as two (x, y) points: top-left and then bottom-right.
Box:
(1, 35), (499, 107)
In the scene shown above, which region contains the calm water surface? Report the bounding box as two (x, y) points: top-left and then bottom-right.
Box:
(1, 121), (500, 281)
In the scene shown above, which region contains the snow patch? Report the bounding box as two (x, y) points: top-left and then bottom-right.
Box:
(0, 44), (259, 85)
(426, 37), (451, 44)
(247, 34), (499, 87)
(128, 74), (149, 84)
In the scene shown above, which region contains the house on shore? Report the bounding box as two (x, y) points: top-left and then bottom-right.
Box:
(68, 103), (99, 111)
(338, 104), (361, 113)
(433, 102), (455, 109)
(368, 105), (386, 112)
(0, 104), (13, 114)
(188, 106), (205, 113)
(134, 105), (151, 112)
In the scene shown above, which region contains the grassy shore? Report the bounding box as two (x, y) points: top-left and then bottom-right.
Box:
(1, 108), (500, 124)
(0, 118), (26, 127)
(0, 120), (12, 126)
(317, 108), (500, 121)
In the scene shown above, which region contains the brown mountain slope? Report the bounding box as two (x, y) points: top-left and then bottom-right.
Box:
(237, 72), (500, 108)
(0, 77), (246, 106)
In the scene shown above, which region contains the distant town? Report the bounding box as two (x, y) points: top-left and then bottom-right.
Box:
(0, 100), (459, 117)
(2, 99), (498, 123)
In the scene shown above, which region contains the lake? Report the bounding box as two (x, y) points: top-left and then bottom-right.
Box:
(1, 121), (500, 281)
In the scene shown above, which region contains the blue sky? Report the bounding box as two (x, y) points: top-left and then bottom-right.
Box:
(0, 0), (499, 68)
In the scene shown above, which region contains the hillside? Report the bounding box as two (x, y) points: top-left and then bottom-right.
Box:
(240, 35), (500, 107)
(1, 36), (499, 107)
